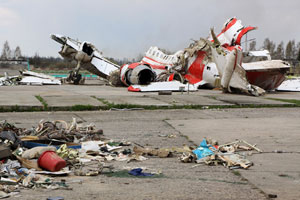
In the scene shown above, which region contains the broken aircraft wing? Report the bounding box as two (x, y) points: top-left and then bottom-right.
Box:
(50, 34), (120, 79)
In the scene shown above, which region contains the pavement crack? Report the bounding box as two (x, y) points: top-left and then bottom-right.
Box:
(73, 113), (87, 122)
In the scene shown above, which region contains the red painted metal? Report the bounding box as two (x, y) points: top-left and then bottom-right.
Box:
(185, 51), (207, 84)
(246, 70), (287, 91)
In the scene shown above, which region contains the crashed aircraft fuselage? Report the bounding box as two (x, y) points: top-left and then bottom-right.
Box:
(51, 17), (290, 95)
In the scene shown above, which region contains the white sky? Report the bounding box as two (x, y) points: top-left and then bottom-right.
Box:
(0, 0), (298, 59)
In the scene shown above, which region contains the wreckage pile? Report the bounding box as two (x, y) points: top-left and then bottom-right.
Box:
(0, 119), (261, 198)
(0, 70), (61, 86)
(180, 138), (262, 169)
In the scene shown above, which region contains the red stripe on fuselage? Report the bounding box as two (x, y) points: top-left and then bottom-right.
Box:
(185, 51), (206, 84)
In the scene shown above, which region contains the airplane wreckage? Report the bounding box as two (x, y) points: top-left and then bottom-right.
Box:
(51, 18), (291, 96)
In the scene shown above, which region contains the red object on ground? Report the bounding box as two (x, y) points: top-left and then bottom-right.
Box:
(38, 151), (66, 172)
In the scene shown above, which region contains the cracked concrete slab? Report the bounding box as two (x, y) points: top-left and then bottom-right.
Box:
(100, 95), (171, 106)
(167, 116), (300, 199)
(41, 95), (105, 108)
(146, 93), (234, 106)
(209, 94), (293, 105)
(0, 90), (42, 108)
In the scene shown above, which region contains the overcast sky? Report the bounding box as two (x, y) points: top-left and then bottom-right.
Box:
(0, 0), (298, 59)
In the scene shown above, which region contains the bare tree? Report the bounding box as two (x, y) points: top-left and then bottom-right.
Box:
(263, 38), (276, 57)
(249, 41), (256, 51)
(291, 40), (297, 59)
(273, 41), (284, 59)
(297, 42), (300, 61)
(14, 46), (22, 59)
(285, 40), (294, 60)
(1, 41), (12, 59)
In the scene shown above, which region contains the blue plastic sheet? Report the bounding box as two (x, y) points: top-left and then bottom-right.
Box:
(128, 168), (154, 176)
(192, 139), (216, 160)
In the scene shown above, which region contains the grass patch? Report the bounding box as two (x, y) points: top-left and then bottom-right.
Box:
(267, 98), (300, 106)
(70, 104), (97, 111)
(35, 95), (48, 109)
(103, 170), (165, 178)
(0, 106), (44, 112)
(232, 170), (241, 176)
(1, 96), (299, 113)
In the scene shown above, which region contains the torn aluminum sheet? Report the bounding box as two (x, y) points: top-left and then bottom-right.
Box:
(0, 73), (20, 86)
(210, 41), (265, 96)
(19, 70), (61, 85)
(214, 17), (256, 47)
(276, 78), (300, 92)
(128, 81), (197, 92)
(208, 18), (289, 92)
(19, 76), (60, 85)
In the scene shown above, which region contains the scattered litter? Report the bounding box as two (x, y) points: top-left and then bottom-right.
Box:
(180, 138), (261, 169)
(0, 118), (262, 199)
(158, 134), (177, 138)
(133, 146), (172, 158)
(74, 160), (103, 176)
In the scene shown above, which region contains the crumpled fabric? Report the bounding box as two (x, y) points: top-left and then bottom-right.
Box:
(192, 139), (216, 160)
(22, 146), (57, 159)
(128, 168), (154, 177)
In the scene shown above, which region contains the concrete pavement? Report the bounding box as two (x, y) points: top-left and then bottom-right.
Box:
(0, 108), (299, 199)
(1, 80), (300, 199)
(0, 79), (298, 111)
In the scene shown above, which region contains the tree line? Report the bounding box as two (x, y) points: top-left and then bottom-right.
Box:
(249, 39), (300, 64)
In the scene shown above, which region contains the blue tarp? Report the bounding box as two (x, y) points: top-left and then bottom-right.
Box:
(192, 139), (216, 160)
(128, 168), (154, 177)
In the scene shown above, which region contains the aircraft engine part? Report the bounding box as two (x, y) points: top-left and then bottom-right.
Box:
(121, 64), (156, 86)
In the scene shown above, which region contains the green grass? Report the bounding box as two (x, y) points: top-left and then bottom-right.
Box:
(267, 98), (300, 106)
(232, 170), (241, 176)
(35, 95), (48, 109)
(1, 96), (300, 113)
(70, 104), (97, 111)
(0, 105), (44, 112)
